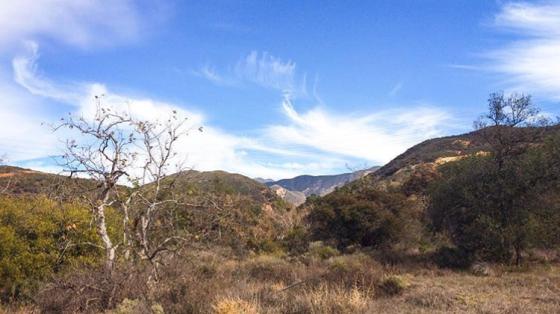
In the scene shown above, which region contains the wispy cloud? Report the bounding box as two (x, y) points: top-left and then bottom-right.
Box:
(235, 51), (298, 92)
(0, 0), (144, 50)
(485, 2), (560, 99)
(194, 51), (309, 97)
(12, 41), (83, 103)
(266, 95), (451, 164)
(0, 79), (59, 161)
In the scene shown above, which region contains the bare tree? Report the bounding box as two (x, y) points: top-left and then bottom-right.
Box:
(54, 101), (193, 274)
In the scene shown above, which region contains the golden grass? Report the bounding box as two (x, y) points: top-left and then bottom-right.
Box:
(25, 248), (560, 313)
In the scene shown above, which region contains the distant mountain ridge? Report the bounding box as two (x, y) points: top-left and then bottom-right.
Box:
(265, 166), (380, 198)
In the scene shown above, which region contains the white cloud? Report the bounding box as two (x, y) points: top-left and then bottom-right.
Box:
(195, 51), (309, 97)
(9, 44), (344, 179)
(0, 68), (60, 161)
(12, 41), (83, 102)
(235, 51), (297, 92)
(0, 0), (142, 50)
(266, 96), (451, 164)
(10, 43), (453, 179)
(487, 2), (560, 99)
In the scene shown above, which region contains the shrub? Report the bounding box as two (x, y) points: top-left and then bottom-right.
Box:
(306, 186), (416, 249)
(212, 298), (259, 314)
(243, 255), (296, 283)
(0, 196), (107, 301)
(377, 275), (409, 296)
(432, 246), (474, 269)
(292, 284), (371, 314)
(325, 253), (382, 289)
(110, 299), (164, 314)
(308, 241), (339, 260)
(281, 226), (308, 255)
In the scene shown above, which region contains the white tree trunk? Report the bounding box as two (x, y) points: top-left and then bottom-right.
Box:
(97, 203), (115, 273)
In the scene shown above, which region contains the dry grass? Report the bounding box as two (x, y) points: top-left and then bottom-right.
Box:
(24, 248), (560, 313)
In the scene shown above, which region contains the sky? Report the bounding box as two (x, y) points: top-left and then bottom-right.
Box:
(1, 0), (560, 180)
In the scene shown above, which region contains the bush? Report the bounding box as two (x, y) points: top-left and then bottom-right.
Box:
(35, 264), (150, 313)
(308, 241), (339, 260)
(243, 255), (296, 283)
(377, 275), (409, 296)
(110, 299), (164, 314)
(325, 254), (382, 289)
(432, 246), (474, 269)
(306, 186), (416, 249)
(281, 226), (308, 255)
(0, 196), (107, 301)
(212, 298), (259, 314)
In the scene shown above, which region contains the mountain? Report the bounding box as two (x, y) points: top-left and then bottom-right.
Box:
(254, 177), (274, 184)
(265, 166), (380, 198)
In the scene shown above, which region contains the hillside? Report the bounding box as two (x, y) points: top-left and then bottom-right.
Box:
(160, 170), (294, 248)
(301, 125), (560, 227)
(0, 166), (293, 250)
(0, 165), (99, 198)
(368, 125), (560, 193)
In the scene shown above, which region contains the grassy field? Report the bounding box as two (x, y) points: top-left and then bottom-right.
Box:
(206, 255), (560, 314)
(1, 248), (559, 313)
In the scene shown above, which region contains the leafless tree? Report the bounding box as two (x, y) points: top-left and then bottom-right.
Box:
(54, 100), (194, 274)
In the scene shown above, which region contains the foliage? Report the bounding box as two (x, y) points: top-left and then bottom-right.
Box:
(306, 184), (417, 249)
(0, 196), (109, 301)
(428, 94), (560, 264)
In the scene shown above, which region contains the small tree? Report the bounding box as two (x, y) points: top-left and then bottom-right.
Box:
(429, 92), (559, 264)
(55, 100), (193, 273)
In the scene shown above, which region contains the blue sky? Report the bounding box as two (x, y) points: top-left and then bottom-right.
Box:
(1, 1), (559, 179)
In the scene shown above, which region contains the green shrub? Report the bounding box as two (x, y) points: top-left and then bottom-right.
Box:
(0, 196), (107, 301)
(281, 226), (308, 255)
(306, 186), (415, 249)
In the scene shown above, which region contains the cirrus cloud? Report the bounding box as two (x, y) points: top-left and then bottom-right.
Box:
(0, 0), (144, 51)
(486, 2), (560, 99)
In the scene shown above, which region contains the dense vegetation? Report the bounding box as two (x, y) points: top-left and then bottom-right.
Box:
(0, 196), (112, 301)
(428, 93), (560, 265)
(305, 179), (420, 250)
(429, 130), (560, 265)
